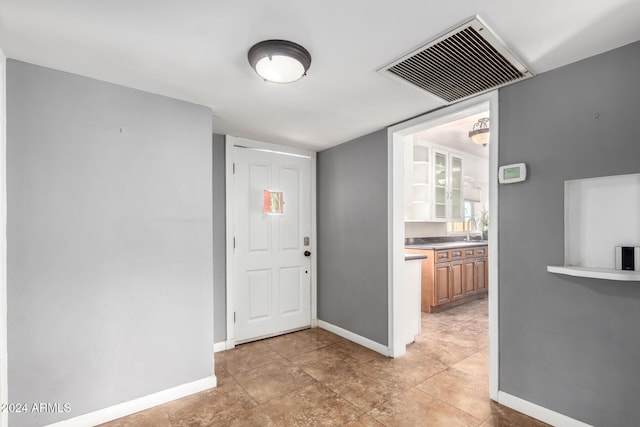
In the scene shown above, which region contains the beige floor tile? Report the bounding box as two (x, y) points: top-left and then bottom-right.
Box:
(267, 327), (340, 358)
(344, 413), (386, 426)
(417, 368), (492, 419)
(224, 406), (278, 427)
(261, 382), (362, 426)
(233, 358), (317, 404)
(480, 402), (551, 426)
(102, 297), (548, 427)
(369, 387), (480, 427)
(452, 347), (489, 381)
(330, 338), (388, 364)
(216, 339), (285, 375)
(166, 376), (257, 426)
(98, 405), (171, 427)
(321, 363), (396, 411)
(289, 345), (364, 381)
(413, 336), (481, 366)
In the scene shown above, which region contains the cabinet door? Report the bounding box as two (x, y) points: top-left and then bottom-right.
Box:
(449, 154), (464, 221)
(434, 264), (451, 304)
(433, 150), (448, 220)
(475, 258), (487, 292)
(407, 143), (432, 221)
(463, 260), (475, 294)
(450, 262), (464, 300)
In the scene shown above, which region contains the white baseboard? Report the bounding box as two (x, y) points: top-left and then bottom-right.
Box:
(317, 320), (389, 357)
(45, 376), (217, 427)
(214, 339), (235, 352)
(498, 391), (592, 427)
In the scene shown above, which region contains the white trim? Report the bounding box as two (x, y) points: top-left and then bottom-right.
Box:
(224, 135), (317, 346)
(387, 92), (499, 397)
(214, 339), (235, 352)
(224, 138), (235, 345)
(310, 151), (318, 327)
(388, 131), (406, 358)
(487, 93), (500, 401)
(317, 320), (389, 357)
(497, 391), (593, 427)
(45, 376), (217, 427)
(547, 265), (640, 281)
(0, 51), (7, 427)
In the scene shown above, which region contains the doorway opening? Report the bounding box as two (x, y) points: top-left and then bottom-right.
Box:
(388, 91), (499, 399)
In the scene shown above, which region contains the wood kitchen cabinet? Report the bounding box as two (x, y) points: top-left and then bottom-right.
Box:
(475, 258), (488, 291)
(463, 258), (476, 295)
(407, 244), (488, 313)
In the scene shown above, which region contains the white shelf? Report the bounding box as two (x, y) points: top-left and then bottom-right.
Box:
(547, 265), (640, 281)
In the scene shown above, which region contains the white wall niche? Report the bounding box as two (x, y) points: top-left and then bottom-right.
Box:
(547, 172), (640, 281)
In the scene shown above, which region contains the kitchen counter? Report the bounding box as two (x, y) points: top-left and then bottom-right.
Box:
(405, 240), (488, 250)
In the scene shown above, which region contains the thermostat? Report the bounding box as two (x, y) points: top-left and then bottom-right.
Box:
(498, 163), (527, 184)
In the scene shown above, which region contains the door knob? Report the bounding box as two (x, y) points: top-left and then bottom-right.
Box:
(304, 251), (311, 257)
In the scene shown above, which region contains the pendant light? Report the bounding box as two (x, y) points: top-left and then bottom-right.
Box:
(248, 40), (312, 83)
(469, 117), (490, 146)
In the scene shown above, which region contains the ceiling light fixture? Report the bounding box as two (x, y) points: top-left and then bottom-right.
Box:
(248, 40), (311, 83)
(469, 118), (490, 146)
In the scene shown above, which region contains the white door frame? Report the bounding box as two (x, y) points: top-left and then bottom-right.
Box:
(387, 91), (499, 400)
(224, 135), (317, 349)
(1, 52), (8, 427)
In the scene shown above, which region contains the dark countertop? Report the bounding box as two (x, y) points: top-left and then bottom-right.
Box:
(405, 240), (489, 250)
(405, 253), (428, 261)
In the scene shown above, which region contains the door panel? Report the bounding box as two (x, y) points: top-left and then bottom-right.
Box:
(234, 147), (312, 342)
(476, 259), (487, 291)
(248, 163), (271, 252)
(280, 167), (301, 250)
(435, 265), (451, 304)
(451, 262), (464, 299)
(280, 266), (302, 315)
(463, 261), (475, 294)
(247, 269), (271, 321)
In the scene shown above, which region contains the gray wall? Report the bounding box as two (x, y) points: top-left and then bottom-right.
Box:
(212, 133), (226, 343)
(498, 41), (640, 426)
(317, 129), (389, 345)
(7, 60), (214, 426)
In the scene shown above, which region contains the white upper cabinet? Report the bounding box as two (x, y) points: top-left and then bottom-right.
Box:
(405, 141), (432, 221)
(432, 148), (463, 222)
(405, 141), (463, 222)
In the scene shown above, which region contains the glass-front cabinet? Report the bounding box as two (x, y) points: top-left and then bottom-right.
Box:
(406, 141), (464, 222)
(449, 155), (464, 221)
(432, 148), (464, 222)
(433, 150), (448, 220)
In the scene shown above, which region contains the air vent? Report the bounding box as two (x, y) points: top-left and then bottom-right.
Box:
(379, 17), (532, 103)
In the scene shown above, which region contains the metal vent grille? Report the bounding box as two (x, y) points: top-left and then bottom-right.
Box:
(381, 17), (532, 103)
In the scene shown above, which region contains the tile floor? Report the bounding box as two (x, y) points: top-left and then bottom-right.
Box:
(103, 298), (548, 426)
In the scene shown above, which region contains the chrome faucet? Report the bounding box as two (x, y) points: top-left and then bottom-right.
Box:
(466, 217), (477, 241)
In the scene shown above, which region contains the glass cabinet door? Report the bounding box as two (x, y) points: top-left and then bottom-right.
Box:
(449, 155), (463, 221)
(433, 151), (447, 220)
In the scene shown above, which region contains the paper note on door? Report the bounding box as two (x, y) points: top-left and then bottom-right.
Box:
(263, 190), (284, 215)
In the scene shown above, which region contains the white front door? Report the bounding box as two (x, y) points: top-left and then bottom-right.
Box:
(233, 146), (312, 343)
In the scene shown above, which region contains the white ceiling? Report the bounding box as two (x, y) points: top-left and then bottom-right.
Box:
(413, 111), (491, 160)
(1, 0), (639, 151)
